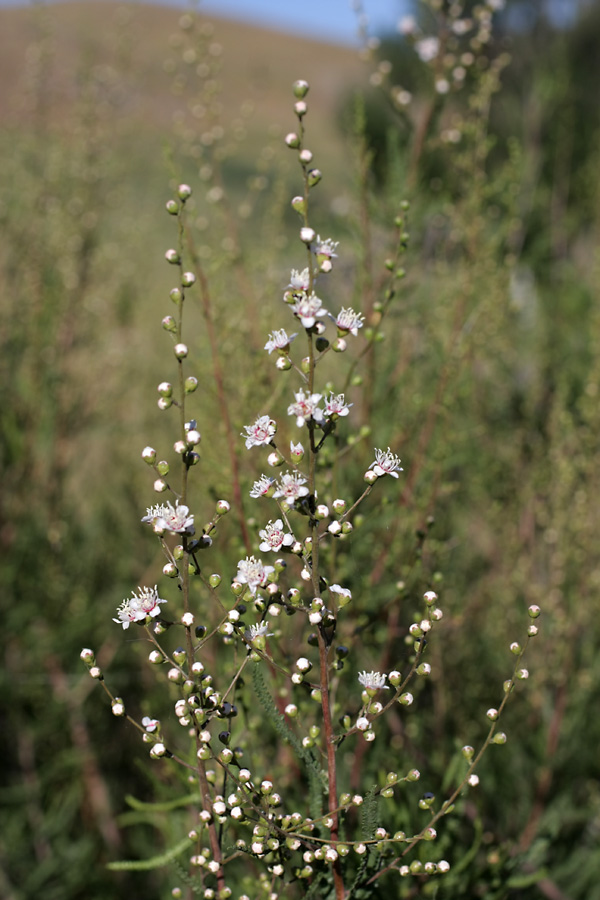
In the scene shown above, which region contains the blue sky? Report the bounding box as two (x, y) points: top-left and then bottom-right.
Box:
(0, 0), (412, 45)
(0, 0), (585, 42)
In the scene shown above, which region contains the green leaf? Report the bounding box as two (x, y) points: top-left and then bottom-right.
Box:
(106, 836), (193, 871)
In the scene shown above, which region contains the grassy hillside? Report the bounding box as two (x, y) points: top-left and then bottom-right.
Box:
(2, 2), (600, 899)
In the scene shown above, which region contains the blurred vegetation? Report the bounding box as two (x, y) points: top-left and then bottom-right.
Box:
(1, 1), (599, 898)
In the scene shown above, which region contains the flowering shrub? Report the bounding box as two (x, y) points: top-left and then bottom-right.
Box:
(81, 73), (540, 900)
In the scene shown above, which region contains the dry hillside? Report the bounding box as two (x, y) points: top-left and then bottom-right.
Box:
(0, 1), (367, 152)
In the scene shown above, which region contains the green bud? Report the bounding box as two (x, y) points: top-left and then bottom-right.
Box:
(293, 79), (309, 98)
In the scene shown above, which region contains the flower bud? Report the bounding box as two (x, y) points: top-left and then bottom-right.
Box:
(165, 249), (180, 264)
(111, 698), (125, 716)
(291, 195), (306, 215)
(154, 478), (167, 492)
(162, 315), (177, 332)
(299, 148), (313, 164)
(528, 605), (541, 618)
(294, 100), (308, 117)
(486, 708), (499, 721)
(300, 227), (315, 244)
(178, 183), (192, 200)
(293, 79), (309, 98)
(174, 343), (188, 359)
(182, 271), (196, 287)
(142, 446), (156, 464)
(163, 562), (179, 578)
(332, 337), (347, 352)
(166, 199), (179, 215)
(285, 132), (300, 148)
(307, 168), (322, 186)
(170, 287), (182, 304)
(364, 469), (378, 484)
(185, 376), (199, 393)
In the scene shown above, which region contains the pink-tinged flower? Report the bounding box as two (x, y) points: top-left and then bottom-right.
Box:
(242, 415), (277, 449)
(288, 268), (310, 291)
(113, 598), (142, 629)
(264, 329), (297, 354)
(259, 519), (294, 553)
(290, 440), (304, 462)
(334, 307), (365, 336)
(235, 556), (275, 596)
(288, 389), (324, 428)
(415, 36), (440, 62)
(142, 716), (160, 732)
(292, 292), (328, 329)
(250, 474), (275, 498)
(313, 236), (339, 260)
(324, 392), (352, 419)
(113, 585), (167, 629)
(160, 502), (196, 534)
(370, 447), (403, 479)
(358, 670), (389, 691)
(273, 471), (310, 503)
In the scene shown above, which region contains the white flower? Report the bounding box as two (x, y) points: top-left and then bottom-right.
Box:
(264, 329), (297, 354)
(244, 621), (273, 641)
(143, 502), (194, 534)
(313, 235), (339, 259)
(141, 503), (169, 524)
(249, 474), (275, 498)
(358, 670), (389, 691)
(288, 389), (324, 427)
(235, 556), (275, 596)
(159, 501), (195, 534)
(329, 584), (352, 602)
(324, 392), (352, 419)
(113, 598), (141, 629)
(334, 307), (365, 336)
(288, 268), (310, 291)
(113, 585), (166, 629)
(370, 447), (403, 479)
(259, 519), (294, 552)
(292, 292), (328, 329)
(415, 36), (440, 62)
(398, 14), (416, 34)
(242, 415), (276, 449)
(142, 716), (159, 732)
(273, 471), (310, 503)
